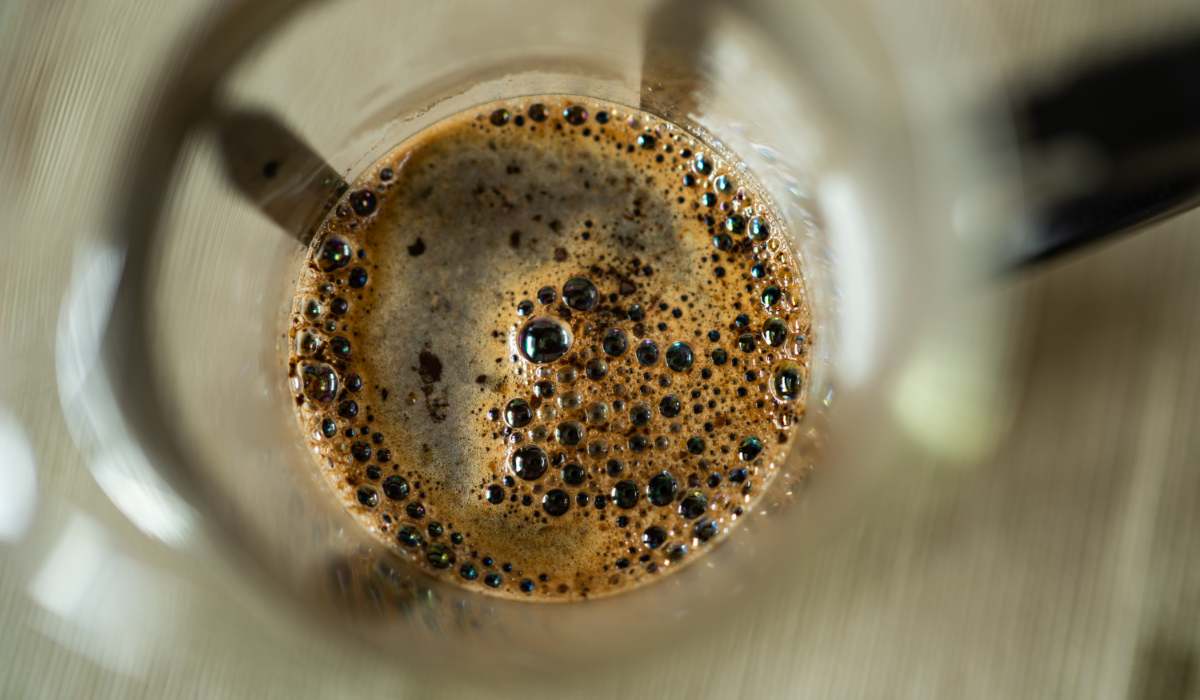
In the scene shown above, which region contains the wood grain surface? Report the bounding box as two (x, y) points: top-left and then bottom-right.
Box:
(3, 1), (1200, 698)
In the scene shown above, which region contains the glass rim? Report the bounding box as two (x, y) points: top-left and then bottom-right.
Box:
(92, 0), (1004, 673)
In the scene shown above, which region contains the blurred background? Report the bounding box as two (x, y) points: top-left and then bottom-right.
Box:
(3, 0), (1200, 697)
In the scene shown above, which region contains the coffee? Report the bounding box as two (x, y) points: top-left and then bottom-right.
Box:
(287, 96), (810, 600)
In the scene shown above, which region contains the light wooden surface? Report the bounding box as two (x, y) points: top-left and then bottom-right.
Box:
(4, 1), (1200, 698)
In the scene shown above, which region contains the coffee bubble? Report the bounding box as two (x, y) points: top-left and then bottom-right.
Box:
(357, 487), (378, 508)
(762, 318), (787, 347)
(586, 358), (608, 380)
(563, 105), (588, 125)
(349, 189), (377, 216)
(329, 336), (351, 359)
(542, 489), (570, 516)
(426, 544), (454, 569)
(602, 328), (628, 356)
(301, 363), (338, 403)
(635, 340), (660, 366)
(318, 238), (352, 271)
(665, 342), (694, 372)
(505, 398), (533, 428)
(383, 475), (409, 500)
(555, 421), (585, 446)
(511, 445), (549, 480)
(647, 471), (678, 506)
(562, 277), (598, 311)
(693, 519), (719, 542)
(518, 318), (571, 363)
(749, 217), (769, 240)
(679, 491), (707, 519)
(772, 362), (803, 401)
(296, 332), (322, 356)
(642, 526), (667, 549)
(738, 436), (763, 462)
(561, 463), (586, 485)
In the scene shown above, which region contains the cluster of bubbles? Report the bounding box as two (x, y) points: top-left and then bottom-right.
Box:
(464, 264), (797, 582)
(287, 96), (810, 600)
(480, 272), (768, 530)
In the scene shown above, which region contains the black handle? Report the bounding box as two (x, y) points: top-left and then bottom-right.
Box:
(1010, 31), (1200, 268)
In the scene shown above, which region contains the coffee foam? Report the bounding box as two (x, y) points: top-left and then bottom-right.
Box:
(287, 96), (811, 600)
